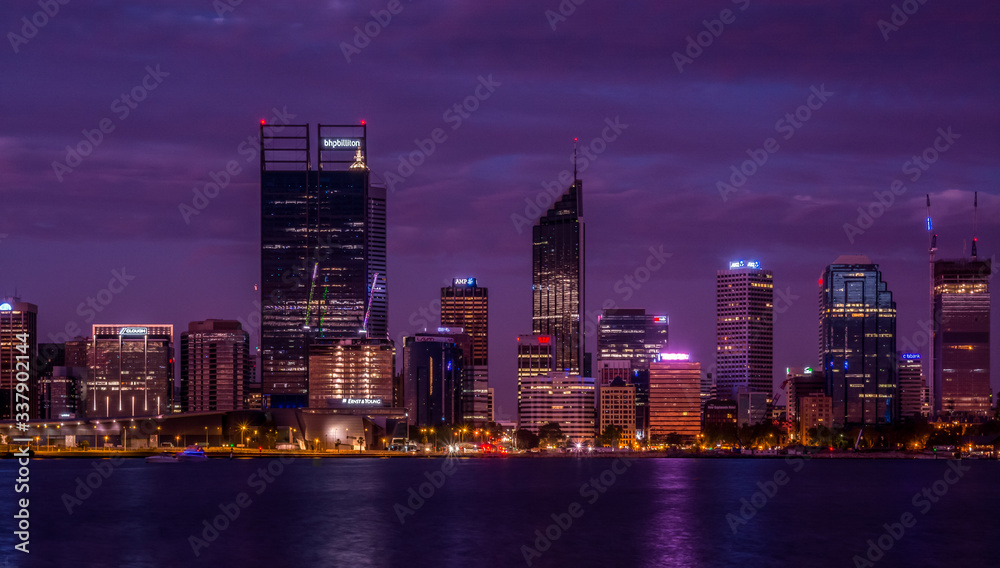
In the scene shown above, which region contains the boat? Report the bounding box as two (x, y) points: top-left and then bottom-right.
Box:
(176, 445), (209, 462)
(145, 452), (179, 463)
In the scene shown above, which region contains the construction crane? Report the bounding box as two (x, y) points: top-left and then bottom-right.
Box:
(361, 272), (379, 335)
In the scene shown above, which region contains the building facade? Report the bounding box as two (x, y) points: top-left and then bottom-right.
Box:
(180, 320), (251, 412)
(933, 258), (991, 417)
(786, 366), (826, 423)
(440, 278), (489, 424)
(819, 256), (897, 426)
(88, 325), (173, 418)
(648, 356), (701, 441)
(308, 338), (395, 409)
(716, 261), (773, 401)
(897, 353), (928, 419)
(799, 393), (833, 441)
(0, 299), (38, 420)
(403, 334), (465, 427)
(517, 372), (595, 443)
(598, 379), (636, 447)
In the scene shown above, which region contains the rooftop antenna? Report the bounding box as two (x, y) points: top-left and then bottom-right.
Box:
(573, 137), (578, 182)
(971, 191), (978, 260)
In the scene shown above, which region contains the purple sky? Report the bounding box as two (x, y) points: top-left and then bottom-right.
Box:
(2, 1), (998, 419)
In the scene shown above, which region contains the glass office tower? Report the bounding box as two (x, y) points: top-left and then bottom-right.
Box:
(260, 123), (386, 408)
(933, 258), (991, 417)
(716, 260), (774, 400)
(440, 278), (489, 424)
(532, 178), (585, 375)
(818, 256), (897, 427)
(0, 298), (38, 420)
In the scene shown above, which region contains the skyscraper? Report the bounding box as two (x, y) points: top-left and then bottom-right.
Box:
(819, 256), (897, 426)
(180, 320), (251, 412)
(532, 176), (584, 374)
(517, 372), (595, 443)
(716, 260), (773, 401)
(440, 278), (489, 424)
(933, 258), (991, 418)
(88, 325), (173, 418)
(260, 122), (386, 408)
(1, 299), (38, 420)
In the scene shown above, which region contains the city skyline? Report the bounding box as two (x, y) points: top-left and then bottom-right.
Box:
(2, 2), (999, 419)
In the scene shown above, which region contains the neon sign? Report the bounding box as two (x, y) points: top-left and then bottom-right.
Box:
(341, 398), (381, 405)
(321, 138), (361, 150)
(729, 260), (761, 269)
(653, 316), (667, 324)
(660, 353), (690, 361)
(901, 353), (921, 360)
(453, 278), (477, 286)
(0, 303), (11, 311)
(118, 327), (148, 335)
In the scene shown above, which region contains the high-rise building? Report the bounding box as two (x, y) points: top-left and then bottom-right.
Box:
(517, 334), (554, 378)
(819, 256), (897, 427)
(897, 353), (928, 419)
(1, 299), (38, 421)
(440, 278), (489, 424)
(532, 175), (584, 374)
(88, 325), (173, 418)
(716, 260), (773, 401)
(736, 388), (769, 427)
(595, 359), (631, 386)
(260, 122), (386, 409)
(786, 366), (826, 423)
(38, 342), (83, 420)
(308, 338), (394, 409)
(700, 371), (715, 408)
(403, 334), (465, 427)
(486, 387), (495, 423)
(598, 379), (636, 447)
(517, 372), (595, 443)
(597, 309), (668, 439)
(180, 320), (251, 412)
(933, 258), (991, 418)
(648, 355), (701, 441)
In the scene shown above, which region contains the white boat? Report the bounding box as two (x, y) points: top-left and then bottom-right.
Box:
(176, 445), (208, 462)
(145, 452), (179, 464)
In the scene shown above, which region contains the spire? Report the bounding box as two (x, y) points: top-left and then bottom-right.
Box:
(971, 191), (978, 260)
(573, 137), (578, 182)
(349, 148), (368, 170)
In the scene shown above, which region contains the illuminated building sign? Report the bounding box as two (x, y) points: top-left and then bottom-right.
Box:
(0, 303), (11, 311)
(321, 138), (362, 150)
(804, 367), (813, 374)
(452, 278), (477, 286)
(537, 336), (551, 344)
(901, 353), (921, 361)
(729, 260), (761, 270)
(437, 327), (464, 334)
(660, 353), (690, 361)
(341, 398), (381, 405)
(653, 316), (667, 324)
(118, 327), (148, 336)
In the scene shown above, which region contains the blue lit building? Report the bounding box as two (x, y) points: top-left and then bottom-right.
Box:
(402, 334), (465, 427)
(818, 256), (897, 426)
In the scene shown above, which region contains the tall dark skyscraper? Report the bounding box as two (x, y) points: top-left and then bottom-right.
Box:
(180, 320), (251, 412)
(819, 256), (897, 426)
(716, 260), (774, 401)
(933, 257), (991, 417)
(403, 334), (465, 427)
(440, 277), (489, 424)
(260, 122), (387, 408)
(532, 176), (584, 374)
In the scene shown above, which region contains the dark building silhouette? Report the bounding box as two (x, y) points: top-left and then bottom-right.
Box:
(403, 334), (465, 427)
(180, 320), (251, 412)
